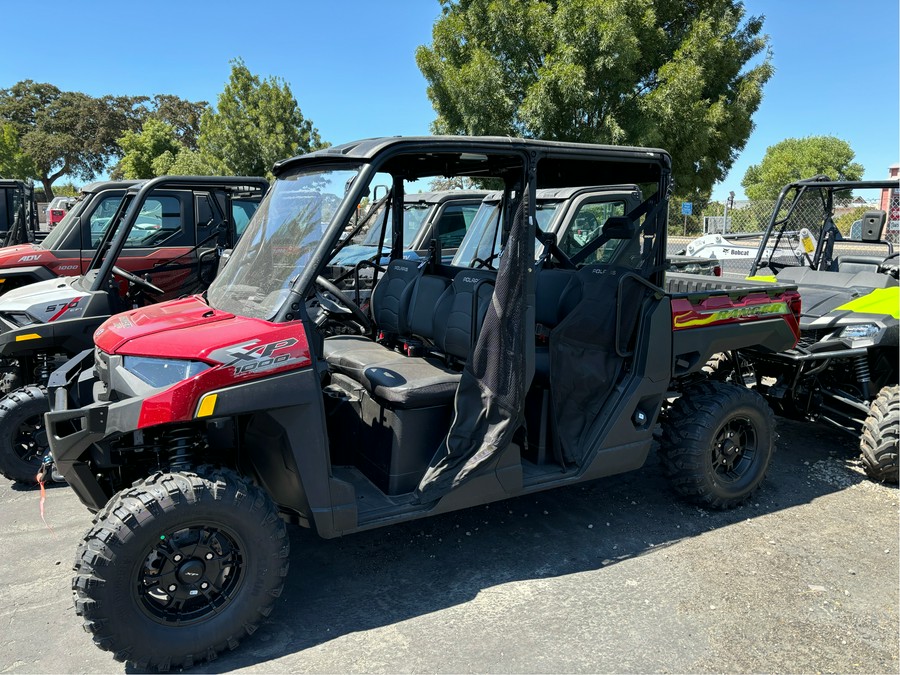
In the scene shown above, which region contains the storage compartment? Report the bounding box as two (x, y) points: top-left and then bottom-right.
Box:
(325, 373), (453, 495)
(357, 392), (453, 495)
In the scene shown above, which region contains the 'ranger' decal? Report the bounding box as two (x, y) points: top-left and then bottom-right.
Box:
(673, 301), (789, 329)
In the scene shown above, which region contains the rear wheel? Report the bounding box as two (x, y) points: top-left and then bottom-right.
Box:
(860, 385), (899, 484)
(72, 467), (289, 671)
(0, 386), (49, 484)
(660, 381), (776, 509)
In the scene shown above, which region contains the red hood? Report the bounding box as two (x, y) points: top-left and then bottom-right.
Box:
(94, 296), (308, 365)
(0, 244), (46, 266)
(95, 296), (236, 357)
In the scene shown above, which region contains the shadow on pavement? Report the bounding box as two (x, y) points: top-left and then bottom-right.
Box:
(184, 418), (877, 673)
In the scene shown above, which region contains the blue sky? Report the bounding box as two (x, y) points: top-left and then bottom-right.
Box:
(1, 0), (897, 200)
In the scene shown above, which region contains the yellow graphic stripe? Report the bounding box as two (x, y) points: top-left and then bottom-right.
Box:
(673, 301), (789, 329)
(14, 333), (41, 342)
(836, 287), (900, 319)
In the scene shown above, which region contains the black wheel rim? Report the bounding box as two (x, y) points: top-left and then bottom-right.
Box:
(136, 524), (244, 625)
(13, 414), (46, 467)
(710, 416), (758, 485)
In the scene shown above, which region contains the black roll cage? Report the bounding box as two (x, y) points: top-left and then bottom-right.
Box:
(269, 137), (672, 323)
(0, 179), (39, 246)
(749, 177), (900, 276)
(85, 175), (269, 293)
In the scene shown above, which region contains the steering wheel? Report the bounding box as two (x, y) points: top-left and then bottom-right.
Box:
(314, 276), (372, 334)
(112, 266), (164, 295)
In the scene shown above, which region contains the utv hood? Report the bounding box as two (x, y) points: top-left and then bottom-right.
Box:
(799, 284), (899, 330)
(0, 275), (92, 324)
(0, 244), (47, 267)
(95, 296), (237, 357)
(94, 295), (308, 366)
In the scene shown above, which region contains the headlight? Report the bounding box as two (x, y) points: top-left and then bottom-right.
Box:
(2, 312), (37, 327)
(122, 356), (209, 389)
(839, 323), (880, 339)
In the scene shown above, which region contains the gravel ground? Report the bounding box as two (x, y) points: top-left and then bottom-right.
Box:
(0, 418), (897, 674)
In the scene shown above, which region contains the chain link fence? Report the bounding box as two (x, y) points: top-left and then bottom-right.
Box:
(667, 188), (900, 278)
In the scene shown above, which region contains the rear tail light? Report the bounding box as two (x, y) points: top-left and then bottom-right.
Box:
(713, 265), (722, 276)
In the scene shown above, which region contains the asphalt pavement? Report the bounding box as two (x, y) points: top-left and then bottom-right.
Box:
(0, 417), (897, 674)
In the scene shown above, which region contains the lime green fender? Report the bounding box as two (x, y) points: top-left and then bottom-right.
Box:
(836, 287), (900, 319)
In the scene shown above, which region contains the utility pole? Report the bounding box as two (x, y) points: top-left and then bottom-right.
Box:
(722, 191), (735, 234)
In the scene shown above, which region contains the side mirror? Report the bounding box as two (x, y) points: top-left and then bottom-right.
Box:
(601, 216), (637, 240)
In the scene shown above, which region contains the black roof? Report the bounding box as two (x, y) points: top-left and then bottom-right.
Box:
(785, 177), (899, 191)
(273, 136), (670, 189)
(80, 180), (142, 195)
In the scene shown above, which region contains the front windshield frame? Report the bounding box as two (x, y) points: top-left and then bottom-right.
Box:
(206, 161), (366, 320)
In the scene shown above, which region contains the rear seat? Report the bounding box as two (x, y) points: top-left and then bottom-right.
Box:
(324, 267), (496, 409)
(534, 268), (581, 384)
(836, 255), (886, 275)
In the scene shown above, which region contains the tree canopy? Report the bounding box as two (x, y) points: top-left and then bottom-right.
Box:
(199, 58), (325, 178)
(147, 94), (207, 150)
(0, 122), (36, 179)
(115, 118), (185, 179)
(0, 62), (321, 194)
(0, 81), (145, 199)
(417, 0), (773, 197)
(741, 135), (865, 200)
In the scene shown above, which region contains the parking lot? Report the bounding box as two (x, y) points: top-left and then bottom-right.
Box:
(0, 417), (896, 674)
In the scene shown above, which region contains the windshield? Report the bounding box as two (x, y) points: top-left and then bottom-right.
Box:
(452, 199), (561, 267)
(40, 197), (88, 249)
(207, 165), (361, 319)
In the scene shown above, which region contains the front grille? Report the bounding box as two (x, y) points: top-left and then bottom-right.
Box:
(797, 328), (829, 349)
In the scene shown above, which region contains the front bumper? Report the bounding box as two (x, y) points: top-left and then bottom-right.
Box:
(45, 367), (143, 511)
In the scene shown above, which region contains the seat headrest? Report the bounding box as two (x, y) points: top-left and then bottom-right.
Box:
(452, 268), (495, 291)
(601, 216), (637, 240)
(860, 210), (887, 242)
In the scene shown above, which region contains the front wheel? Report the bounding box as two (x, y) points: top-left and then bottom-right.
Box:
(659, 381), (776, 509)
(859, 384), (899, 484)
(72, 467), (290, 671)
(0, 385), (49, 484)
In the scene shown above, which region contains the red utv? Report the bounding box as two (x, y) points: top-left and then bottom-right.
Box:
(0, 179), (261, 296)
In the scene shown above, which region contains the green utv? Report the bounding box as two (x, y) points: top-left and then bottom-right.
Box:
(713, 177), (898, 482)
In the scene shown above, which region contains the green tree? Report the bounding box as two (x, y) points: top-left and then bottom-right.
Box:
(151, 148), (215, 176)
(148, 94), (207, 150)
(199, 58), (325, 178)
(0, 122), (37, 178)
(0, 80), (144, 199)
(115, 118), (184, 179)
(741, 136), (865, 200)
(417, 0), (772, 196)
